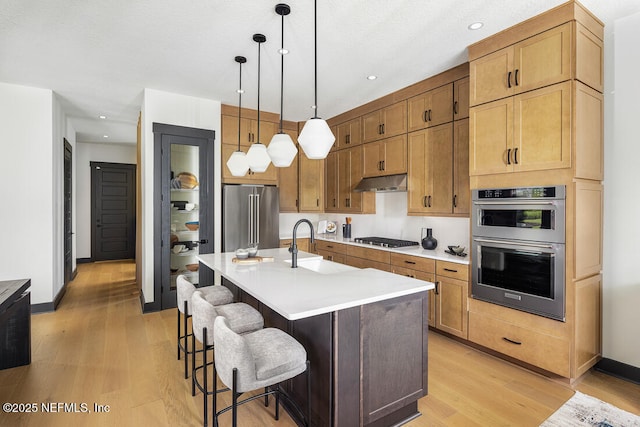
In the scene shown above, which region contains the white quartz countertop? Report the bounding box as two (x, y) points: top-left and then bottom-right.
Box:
(198, 248), (433, 321)
(313, 234), (470, 265)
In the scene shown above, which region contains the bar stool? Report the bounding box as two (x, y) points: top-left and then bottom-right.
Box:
(213, 316), (311, 427)
(191, 290), (265, 427)
(176, 275), (233, 379)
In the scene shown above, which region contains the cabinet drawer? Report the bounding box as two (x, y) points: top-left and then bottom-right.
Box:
(316, 240), (347, 254)
(347, 256), (391, 272)
(390, 253), (435, 274)
(317, 250), (346, 264)
(279, 238), (309, 252)
(392, 266), (434, 282)
(347, 246), (390, 264)
(468, 311), (570, 377)
(436, 260), (468, 281)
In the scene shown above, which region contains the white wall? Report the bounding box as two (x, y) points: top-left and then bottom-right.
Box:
(75, 142), (137, 258)
(0, 83), (55, 304)
(602, 11), (640, 368)
(140, 89), (221, 304)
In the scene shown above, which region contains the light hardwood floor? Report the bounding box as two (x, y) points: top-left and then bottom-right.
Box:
(0, 260), (638, 427)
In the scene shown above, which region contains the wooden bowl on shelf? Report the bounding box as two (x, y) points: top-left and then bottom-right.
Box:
(185, 263), (199, 272)
(185, 221), (199, 231)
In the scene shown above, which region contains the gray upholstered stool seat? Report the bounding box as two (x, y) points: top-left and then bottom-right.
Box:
(176, 275), (233, 379)
(213, 316), (310, 427)
(191, 290), (264, 427)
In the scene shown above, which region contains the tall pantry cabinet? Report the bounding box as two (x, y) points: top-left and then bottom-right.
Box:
(467, 0), (604, 380)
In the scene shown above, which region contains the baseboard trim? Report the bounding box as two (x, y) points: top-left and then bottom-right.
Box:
(140, 292), (161, 313)
(53, 282), (67, 310)
(594, 358), (640, 386)
(76, 257), (93, 264)
(31, 301), (55, 314)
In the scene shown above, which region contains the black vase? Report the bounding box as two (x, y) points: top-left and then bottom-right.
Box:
(421, 228), (438, 250)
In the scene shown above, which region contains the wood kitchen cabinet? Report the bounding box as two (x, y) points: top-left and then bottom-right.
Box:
(278, 127), (300, 212)
(336, 117), (362, 150)
(453, 77), (470, 120)
(362, 135), (407, 177)
(221, 114), (278, 147)
(408, 83), (453, 132)
(362, 101), (407, 143)
(324, 151), (338, 212)
(346, 245), (391, 272)
(469, 80), (571, 176)
(390, 253), (436, 326)
(280, 237), (309, 252)
(453, 118), (470, 215)
(299, 151), (324, 212)
(316, 240), (346, 264)
(434, 260), (469, 339)
(408, 124), (453, 215)
(470, 23), (572, 106)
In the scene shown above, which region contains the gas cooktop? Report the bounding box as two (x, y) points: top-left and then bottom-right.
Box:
(353, 237), (420, 248)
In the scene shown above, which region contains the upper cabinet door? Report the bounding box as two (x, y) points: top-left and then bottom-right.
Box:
(470, 47), (515, 106)
(408, 84), (453, 132)
(362, 101), (407, 143)
(453, 77), (470, 120)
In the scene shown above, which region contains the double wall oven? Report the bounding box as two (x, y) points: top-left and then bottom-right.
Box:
(471, 186), (566, 321)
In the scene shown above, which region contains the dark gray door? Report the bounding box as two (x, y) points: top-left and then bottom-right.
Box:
(91, 162), (136, 261)
(64, 139), (73, 284)
(153, 123), (215, 311)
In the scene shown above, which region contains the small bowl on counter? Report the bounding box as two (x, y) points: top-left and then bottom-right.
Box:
(235, 248), (249, 259)
(185, 221), (199, 231)
(247, 247), (258, 258)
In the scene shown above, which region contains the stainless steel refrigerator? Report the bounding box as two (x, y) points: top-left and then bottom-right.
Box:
(222, 185), (280, 252)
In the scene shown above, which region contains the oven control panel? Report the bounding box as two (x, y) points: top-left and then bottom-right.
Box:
(476, 186), (564, 200)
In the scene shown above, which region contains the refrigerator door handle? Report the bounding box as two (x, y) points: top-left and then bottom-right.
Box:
(248, 194), (254, 247)
(255, 194), (260, 247)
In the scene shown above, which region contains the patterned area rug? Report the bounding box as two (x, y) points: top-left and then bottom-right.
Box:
(541, 391), (640, 426)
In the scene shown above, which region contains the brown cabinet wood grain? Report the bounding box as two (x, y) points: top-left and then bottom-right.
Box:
(362, 134), (407, 177)
(408, 83), (454, 132)
(362, 101), (407, 143)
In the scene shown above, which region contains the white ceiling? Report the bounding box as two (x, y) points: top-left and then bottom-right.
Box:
(2, 0), (639, 145)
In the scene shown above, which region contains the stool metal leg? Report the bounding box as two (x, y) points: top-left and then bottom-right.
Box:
(177, 307), (181, 360)
(183, 300), (189, 379)
(191, 331), (197, 396)
(275, 384), (280, 420)
(232, 368), (238, 427)
(307, 360), (311, 427)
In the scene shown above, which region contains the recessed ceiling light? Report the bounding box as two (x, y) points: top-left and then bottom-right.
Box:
(99, 115), (107, 119)
(468, 22), (484, 30)
(278, 48), (289, 55)
(236, 89), (244, 94)
(103, 135), (109, 138)
(367, 75), (377, 80)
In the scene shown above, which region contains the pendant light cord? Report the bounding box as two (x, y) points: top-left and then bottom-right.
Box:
(279, 11), (285, 133)
(313, 0), (319, 119)
(257, 39), (262, 144)
(237, 59), (242, 152)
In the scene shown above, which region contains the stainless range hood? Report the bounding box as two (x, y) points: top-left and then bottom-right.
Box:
(354, 173), (407, 192)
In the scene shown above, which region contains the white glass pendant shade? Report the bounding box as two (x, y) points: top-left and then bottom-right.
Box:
(298, 118), (335, 159)
(267, 133), (297, 167)
(226, 150), (250, 177)
(246, 143), (271, 173)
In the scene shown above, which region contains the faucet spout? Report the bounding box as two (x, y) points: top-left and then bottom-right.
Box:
(290, 219), (315, 268)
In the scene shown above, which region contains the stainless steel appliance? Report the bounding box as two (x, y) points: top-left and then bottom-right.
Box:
(222, 185), (279, 252)
(471, 186), (566, 321)
(353, 237), (419, 248)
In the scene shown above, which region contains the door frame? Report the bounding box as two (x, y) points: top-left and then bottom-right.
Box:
(90, 161), (137, 261)
(63, 139), (73, 285)
(151, 123), (215, 312)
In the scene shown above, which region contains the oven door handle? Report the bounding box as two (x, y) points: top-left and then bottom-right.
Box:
(473, 237), (554, 249)
(473, 200), (557, 206)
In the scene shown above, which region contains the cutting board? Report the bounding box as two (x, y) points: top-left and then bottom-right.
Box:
(232, 256), (275, 264)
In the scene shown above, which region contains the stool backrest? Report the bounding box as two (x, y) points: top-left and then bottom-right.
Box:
(176, 275), (196, 314)
(213, 316), (256, 391)
(191, 290), (218, 344)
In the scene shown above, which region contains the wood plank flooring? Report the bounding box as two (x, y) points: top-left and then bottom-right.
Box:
(0, 260), (638, 426)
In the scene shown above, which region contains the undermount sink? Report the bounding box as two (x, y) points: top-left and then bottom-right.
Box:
(284, 258), (355, 274)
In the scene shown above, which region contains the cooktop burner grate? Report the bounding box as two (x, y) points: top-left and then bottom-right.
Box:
(353, 237), (420, 248)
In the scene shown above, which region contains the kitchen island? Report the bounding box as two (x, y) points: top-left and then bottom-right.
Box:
(198, 248), (434, 427)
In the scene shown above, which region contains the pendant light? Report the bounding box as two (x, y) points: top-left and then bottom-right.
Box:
(267, 3), (297, 167)
(298, 0), (335, 159)
(245, 33), (272, 173)
(226, 56), (250, 177)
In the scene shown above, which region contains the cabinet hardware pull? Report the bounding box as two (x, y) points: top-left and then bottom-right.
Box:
(502, 337), (522, 345)
(507, 71), (512, 88)
(443, 268), (458, 273)
(407, 274), (416, 278)
(428, 195), (432, 208)
(453, 194), (457, 208)
(381, 160), (385, 170)
(514, 69), (519, 86)
(454, 101), (458, 115)
(423, 110), (428, 123)
(316, 198), (319, 207)
(295, 199), (299, 208)
(378, 124), (382, 135)
(434, 281), (440, 295)
(346, 134), (350, 144)
(333, 198), (336, 207)
(199, 239), (209, 244)
(423, 195), (427, 208)
(404, 260), (416, 265)
(428, 109), (432, 121)
(514, 147), (518, 164)
(327, 245), (333, 249)
(507, 148), (511, 165)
